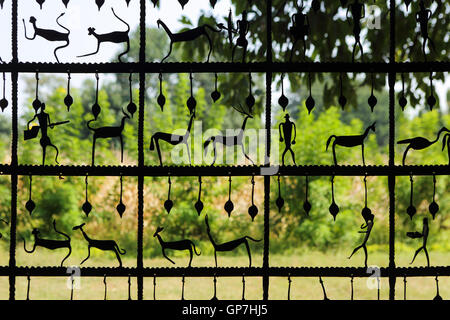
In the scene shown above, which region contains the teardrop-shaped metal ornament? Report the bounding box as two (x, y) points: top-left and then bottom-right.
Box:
(303, 175), (311, 215)
(407, 175), (416, 220)
(82, 175), (92, 216)
(178, 0), (189, 9)
(368, 74), (377, 112)
(36, 0), (45, 9)
(210, 0), (217, 8)
(95, 0), (105, 10)
(127, 73), (137, 117)
(278, 74), (289, 111)
(62, 0), (70, 8)
(32, 72), (41, 113)
(0, 72), (8, 112)
(195, 176), (204, 216)
(92, 73), (101, 119)
(399, 73), (407, 111)
(427, 73), (436, 110)
(246, 73), (255, 114)
(151, 0), (158, 7)
(157, 73), (166, 112)
(248, 176), (258, 221)
(187, 73), (196, 115)
(404, 0), (412, 10)
(306, 73), (315, 114)
(125, 0), (131, 6)
(116, 175), (126, 218)
(224, 175), (234, 217)
(64, 72), (73, 112)
(275, 174), (284, 212)
(164, 176), (173, 214)
(25, 175), (36, 215)
(211, 73), (221, 103)
(329, 176), (339, 220)
(338, 73), (346, 110)
(429, 174), (439, 219)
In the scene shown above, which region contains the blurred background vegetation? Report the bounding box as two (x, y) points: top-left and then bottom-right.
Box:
(0, 0), (448, 275)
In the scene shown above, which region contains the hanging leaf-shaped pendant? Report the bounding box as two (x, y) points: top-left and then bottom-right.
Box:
(399, 95), (407, 111)
(62, 0), (70, 7)
(275, 196), (284, 212)
(429, 201), (439, 219)
(246, 94), (255, 113)
(151, 0), (158, 7)
(306, 95), (315, 114)
(25, 199), (36, 215)
(127, 101), (137, 118)
(211, 90), (221, 103)
(125, 0), (131, 6)
(116, 201), (126, 218)
(278, 94), (288, 112)
(92, 102), (101, 119)
(303, 200), (311, 215)
(164, 199), (173, 214)
(187, 96), (196, 115)
(95, 0), (105, 10)
(248, 204), (258, 221)
(210, 0), (217, 8)
(36, 0), (45, 9)
(404, 0), (412, 10)
(406, 205), (416, 220)
(64, 94), (73, 111)
(368, 94), (377, 112)
(157, 94), (165, 111)
(178, 0), (188, 9)
(82, 201), (92, 216)
(329, 201), (339, 220)
(0, 98), (8, 112)
(224, 199), (234, 217)
(338, 95), (347, 110)
(195, 200), (204, 216)
(427, 94), (436, 110)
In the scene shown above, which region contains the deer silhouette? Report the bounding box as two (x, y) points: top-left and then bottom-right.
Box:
(77, 8), (130, 62)
(23, 13), (70, 63)
(73, 223), (126, 267)
(326, 122), (376, 166)
(157, 19), (220, 62)
(87, 108), (131, 166)
(22, 220), (72, 267)
(153, 226), (201, 267)
(397, 127), (449, 165)
(204, 106), (254, 165)
(150, 113), (195, 166)
(205, 215), (261, 268)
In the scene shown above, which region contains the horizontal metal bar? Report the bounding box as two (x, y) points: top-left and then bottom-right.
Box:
(0, 164), (448, 177)
(1, 266), (448, 277)
(0, 62), (448, 74)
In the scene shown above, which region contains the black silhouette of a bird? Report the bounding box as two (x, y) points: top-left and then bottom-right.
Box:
(397, 127), (449, 165)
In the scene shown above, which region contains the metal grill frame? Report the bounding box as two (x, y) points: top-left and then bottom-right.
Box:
(0, 0), (448, 301)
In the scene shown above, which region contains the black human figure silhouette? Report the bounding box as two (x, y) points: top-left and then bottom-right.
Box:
(279, 114), (297, 166)
(87, 108), (131, 166)
(346, 0), (365, 62)
(397, 127), (449, 166)
(415, 1), (434, 61)
(153, 227), (201, 267)
(205, 215), (261, 268)
(348, 214), (374, 268)
(218, 10), (249, 62)
(77, 8), (130, 62)
(73, 223), (126, 267)
(25, 103), (69, 165)
(23, 13), (70, 63)
(157, 20), (220, 62)
(22, 220), (72, 267)
(204, 106), (254, 165)
(150, 112), (195, 166)
(326, 122), (376, 166)
(407, 217), (430, 267)
(289, 5), (310, 62)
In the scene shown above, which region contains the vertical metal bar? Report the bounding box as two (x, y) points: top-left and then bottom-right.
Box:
(262, 0), (273, 301)
(137, 0), (146, 300)
(388, 0), (396, 300)
(9, 0), (18, 301)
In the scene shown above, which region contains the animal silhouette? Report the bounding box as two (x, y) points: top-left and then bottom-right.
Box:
(204, 106), (254, 165)
(326, 122), (376, 166)
(78, 8), (130, 62)
(87, 108), (131, 166)
(23, 13), (70, 63)
(153, 226), (201, 267)
(397, 127), (449, 165)
(73, 223), (126, 267)
(157, 19), (220, 62)
(205, 215), (261, 267)
(150, 113), (195, 166)
(22, 220), (72, 267)
(407, 217), (430, 267)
